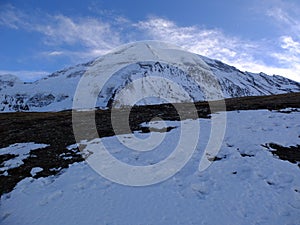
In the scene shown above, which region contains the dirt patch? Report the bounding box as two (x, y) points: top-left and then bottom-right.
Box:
(262, 143), (300, 166)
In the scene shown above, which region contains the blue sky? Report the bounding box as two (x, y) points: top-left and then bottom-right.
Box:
(0, 0), (300, 81)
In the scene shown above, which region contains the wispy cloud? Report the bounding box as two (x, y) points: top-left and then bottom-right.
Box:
(273, 36), (300, 62)
(0, 5), (122, 58)
(267, 7), (300, 35)
(265, 4), (300, 81)
(48, 51), (64, 56)
(0, 5), (26, 29)
(35, 15), (121, 54)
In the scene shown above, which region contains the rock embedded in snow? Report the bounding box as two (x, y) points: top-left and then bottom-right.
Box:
(30, 167), (43, 177)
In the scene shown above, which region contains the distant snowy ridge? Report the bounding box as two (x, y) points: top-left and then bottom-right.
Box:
(1, 42), (300, 112)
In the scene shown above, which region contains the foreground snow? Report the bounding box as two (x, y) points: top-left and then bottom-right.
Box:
(1, 109), (300, 225)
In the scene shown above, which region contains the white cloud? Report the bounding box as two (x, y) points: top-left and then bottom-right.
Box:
(35, 15), (121, 52)
(48, 51), (64, 56)
(136, 18), (240, 60)
(280, 36), (300, 54)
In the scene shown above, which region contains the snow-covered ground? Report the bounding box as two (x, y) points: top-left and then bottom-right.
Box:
(1, 109), (300, 225)
(0, 143), (49, 174)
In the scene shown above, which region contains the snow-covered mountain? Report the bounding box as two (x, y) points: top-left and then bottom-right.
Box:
(1, 42), (300, 112)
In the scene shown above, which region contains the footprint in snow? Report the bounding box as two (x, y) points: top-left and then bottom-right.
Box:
(39, 190), (63, 206)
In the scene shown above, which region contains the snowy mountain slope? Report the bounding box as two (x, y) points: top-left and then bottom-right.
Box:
(0, 74), (22, 91)
(1, 109), (300, 225)
(1, 42), (300, 112)
(200, 56), (300, 98)
(0, 62), (91, 112)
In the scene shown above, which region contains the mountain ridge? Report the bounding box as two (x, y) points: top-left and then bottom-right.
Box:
(1, 42), (300, 112)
